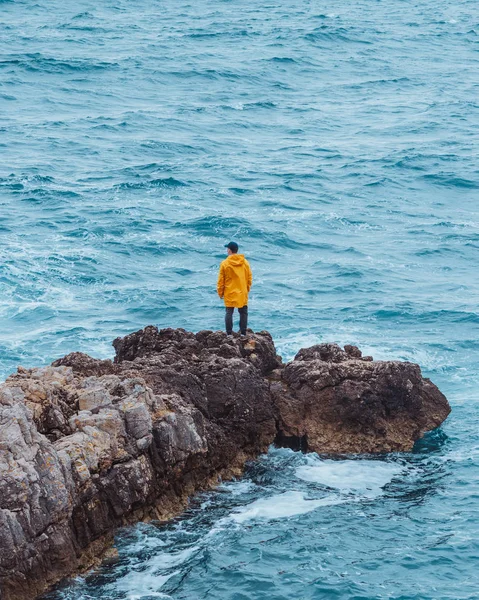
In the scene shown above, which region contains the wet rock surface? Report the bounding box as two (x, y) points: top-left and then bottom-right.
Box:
(0, 327), (450, 600)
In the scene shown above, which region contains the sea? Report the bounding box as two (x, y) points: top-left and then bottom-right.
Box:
(1, 0), (478, 598)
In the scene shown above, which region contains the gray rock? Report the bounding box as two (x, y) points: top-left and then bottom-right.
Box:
(119, 399), (152, 440)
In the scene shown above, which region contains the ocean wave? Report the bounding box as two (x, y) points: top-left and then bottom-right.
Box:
(296, 457), (405, 498)
(414, 247), (464, 256)
(373, 308), (479, 324)
(422, 173), (479, 189)
(231, 491), (346, 522)
(71, 12), (94, 19)
(173, 215), (252, 236)
(305, 25), (372, 44)
(266, 56), (298, 64)
(0, 53), (118, 73)
(185, 29), (256, 40)
(116, 177), (188, 190)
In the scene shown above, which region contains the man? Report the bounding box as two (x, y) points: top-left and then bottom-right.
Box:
(217, 241), (252, 336)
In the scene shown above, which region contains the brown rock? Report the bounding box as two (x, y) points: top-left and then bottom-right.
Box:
(272, 343), (450, 453)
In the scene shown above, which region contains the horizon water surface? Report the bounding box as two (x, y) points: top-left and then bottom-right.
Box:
(1, 0), (478, 598)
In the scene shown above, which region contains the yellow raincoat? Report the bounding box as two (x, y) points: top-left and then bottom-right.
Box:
(217, 254), (252, 308)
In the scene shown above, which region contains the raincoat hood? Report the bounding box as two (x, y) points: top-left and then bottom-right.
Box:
(226, 253), (246, 266)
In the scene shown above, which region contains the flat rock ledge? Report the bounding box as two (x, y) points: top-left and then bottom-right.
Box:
(0, 326), (450, 600)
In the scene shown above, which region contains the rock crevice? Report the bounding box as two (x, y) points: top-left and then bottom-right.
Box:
(0, 327), (450, 600)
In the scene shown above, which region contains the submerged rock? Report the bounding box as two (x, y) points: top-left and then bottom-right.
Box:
(0, 327), (450, 600)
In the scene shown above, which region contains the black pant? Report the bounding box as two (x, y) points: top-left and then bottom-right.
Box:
(225, 306), (248, 335)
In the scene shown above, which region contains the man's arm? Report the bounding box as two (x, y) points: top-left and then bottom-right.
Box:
(217, 263), (225, 298)
(246, 260), (252, 292)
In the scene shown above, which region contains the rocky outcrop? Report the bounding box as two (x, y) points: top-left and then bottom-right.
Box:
(0, 327), (450, 600)
(271, 343), (449, 453)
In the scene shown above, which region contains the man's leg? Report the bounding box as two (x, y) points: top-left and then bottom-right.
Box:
(238, 305), (248, 335)
(225, 307), (234, 334)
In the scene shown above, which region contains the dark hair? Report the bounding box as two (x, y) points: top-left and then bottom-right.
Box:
(225, 241), (239, 253)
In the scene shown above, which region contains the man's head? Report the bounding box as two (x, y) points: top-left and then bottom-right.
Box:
(225, 241), (239, 255)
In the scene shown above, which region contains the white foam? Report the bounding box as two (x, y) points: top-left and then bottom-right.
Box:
(150, 546), (198, 569)
(296, 459), (404, 498)
(217, 479), (256, 496)
(112, 546), (198, 598)
(275, 332), (324, 361)
(231, 490), (345, 523)
(115, 570), (175, 598)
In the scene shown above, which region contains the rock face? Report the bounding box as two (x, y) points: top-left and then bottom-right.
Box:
(0, 327), (450, 600)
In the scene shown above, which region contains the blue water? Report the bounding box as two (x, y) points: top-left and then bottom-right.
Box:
(2, 0), (478, 598)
